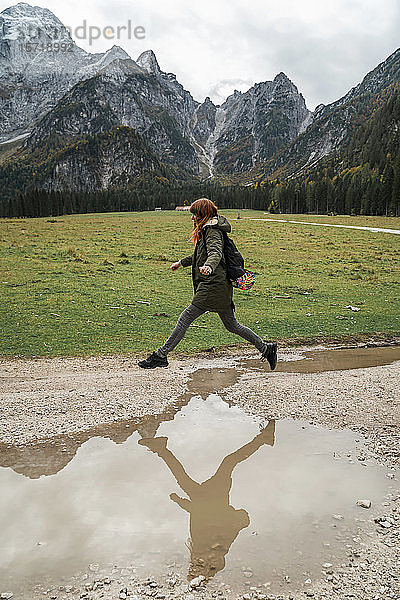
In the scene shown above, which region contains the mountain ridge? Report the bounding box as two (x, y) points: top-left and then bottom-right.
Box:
(0, 1), (399, 206)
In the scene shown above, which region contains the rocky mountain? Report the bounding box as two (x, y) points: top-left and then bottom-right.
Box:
(214, 73), (311, 175)
(30, 126), (176, 193)
(262, 87), (400, 217)
(0, 2), (314, 194)
(22, 53), (200, 186)
(251, 47), (400, 182)
(1, 2), (399, 201)
(187, 73), (311, 177)
(0, 2), (131, 142)
(313, 47), (400, 121)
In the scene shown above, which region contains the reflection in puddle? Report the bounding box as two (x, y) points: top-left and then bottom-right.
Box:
(1, 345), (399, 594)
(0, 392), (395, 594)
(0, 367), (240, 480)
(1, 346), (399, 480)
(139, 420), (275, 581)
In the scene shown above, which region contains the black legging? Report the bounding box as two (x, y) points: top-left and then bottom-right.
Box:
(156, 303), (265, 357)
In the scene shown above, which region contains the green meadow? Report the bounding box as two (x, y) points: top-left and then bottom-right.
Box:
(1, 209), (399, 358)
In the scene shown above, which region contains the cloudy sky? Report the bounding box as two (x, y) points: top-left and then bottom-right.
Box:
(1, 0), (399, 110)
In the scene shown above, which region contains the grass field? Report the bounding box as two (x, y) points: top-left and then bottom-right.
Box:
(1, 209), (399, 357)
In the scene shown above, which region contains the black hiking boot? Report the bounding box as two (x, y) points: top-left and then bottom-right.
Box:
(138, 351), (168, 369)
(261, 342), (278, 370)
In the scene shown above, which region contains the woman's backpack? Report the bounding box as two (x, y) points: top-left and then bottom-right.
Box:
(204, 230), (255, 290)
(222, 232), (255, 290)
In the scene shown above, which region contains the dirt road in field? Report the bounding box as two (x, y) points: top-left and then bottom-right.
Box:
(247, 216), (400, 235)
(0, 340), (399, 600)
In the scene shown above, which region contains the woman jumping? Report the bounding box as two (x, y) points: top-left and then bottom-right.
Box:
(138, 198), (277, 369)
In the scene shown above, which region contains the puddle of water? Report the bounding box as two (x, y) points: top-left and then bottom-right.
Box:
(1, 347), (397, 483)
(0, 367), (239, 480)
(241, 345), (400, 373)
(0, 391), (395, 595)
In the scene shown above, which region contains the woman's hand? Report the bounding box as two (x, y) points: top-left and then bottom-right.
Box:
(170, 261), (181, 271)
(199, 265), (212, 275)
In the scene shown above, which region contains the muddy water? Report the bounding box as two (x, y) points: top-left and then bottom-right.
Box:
(0, 373), (396, 595)
(241, 344), (400, 373)
(0, 367), (240, 480)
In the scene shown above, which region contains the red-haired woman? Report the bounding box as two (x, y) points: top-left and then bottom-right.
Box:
(138, 198), (277, 369)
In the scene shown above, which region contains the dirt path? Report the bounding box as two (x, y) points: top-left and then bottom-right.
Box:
(247, 217), (400, 235)
(0, 342), (399, 600)
(1, 342), (399, 464)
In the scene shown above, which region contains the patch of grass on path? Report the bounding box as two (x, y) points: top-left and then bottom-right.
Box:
(1, 210), (399, 357)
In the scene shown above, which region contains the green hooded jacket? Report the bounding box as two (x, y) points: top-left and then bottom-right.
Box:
(180, 214), (234, 312)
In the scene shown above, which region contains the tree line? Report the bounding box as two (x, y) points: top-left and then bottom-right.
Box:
(0, 180), (275, 219)
(1, 164), (398, 218)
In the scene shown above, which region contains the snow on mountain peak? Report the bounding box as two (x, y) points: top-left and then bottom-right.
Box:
(103, 45), (130, 60)
(97, 57), (145, 78)
(1, 2), (65, 27)
(1, 2), (70, 44)
(136, 49), (161, 75)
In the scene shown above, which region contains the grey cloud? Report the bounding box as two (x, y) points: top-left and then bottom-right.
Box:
(222, 5), (400, 110)
(208, 78), (255, 105)
(2, 0), (398, 111)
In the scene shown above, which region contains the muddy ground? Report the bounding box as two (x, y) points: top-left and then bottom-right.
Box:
(0, 340), (399, 600)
